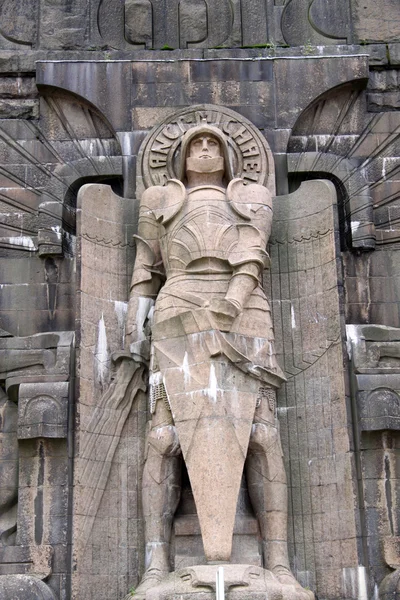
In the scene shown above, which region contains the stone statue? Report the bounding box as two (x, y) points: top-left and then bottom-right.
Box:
(126, 122), (313, 600)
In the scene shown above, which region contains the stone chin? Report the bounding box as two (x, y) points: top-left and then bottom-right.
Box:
(185, 156), (224, 175)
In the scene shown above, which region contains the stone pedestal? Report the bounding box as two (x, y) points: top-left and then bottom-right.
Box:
(136, 564), (313, 600)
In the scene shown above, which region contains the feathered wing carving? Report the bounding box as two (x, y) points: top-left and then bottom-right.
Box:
(269, 179), (340, 376)
(267, 180), (356, 578)
(73, 184), (146, 567)
(75, 357), (146, 557)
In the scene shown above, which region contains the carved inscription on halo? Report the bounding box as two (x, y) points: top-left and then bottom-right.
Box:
(138, 105), (275, 194)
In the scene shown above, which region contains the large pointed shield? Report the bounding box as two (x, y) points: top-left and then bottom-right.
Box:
(153, 309), (259, 561)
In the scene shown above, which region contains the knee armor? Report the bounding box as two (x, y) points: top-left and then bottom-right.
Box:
(148, 424), (181, 457)
(248, 422), (280, 454)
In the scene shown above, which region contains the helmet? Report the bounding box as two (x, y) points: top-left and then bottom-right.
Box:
(178, 120), (233, 183)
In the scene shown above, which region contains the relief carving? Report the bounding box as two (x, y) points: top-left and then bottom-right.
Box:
(281, 0), (348, 45)
(0, 388), (18, 546)
(125, 0), (153, 47)
(138, 105), (275, 193)
(0, 331), (73, 594)
(116, 0), (278, 49)
(348, 324), (400, 432)
(124, 115), (313, 599)
(347, 325), (400, 599)
(75, 105), (344, 600)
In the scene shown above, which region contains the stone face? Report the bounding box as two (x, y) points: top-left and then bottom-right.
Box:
(137, 104), (276, 193)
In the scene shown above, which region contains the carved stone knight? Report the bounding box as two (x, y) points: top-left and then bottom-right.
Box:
(126, 122), (312, 599)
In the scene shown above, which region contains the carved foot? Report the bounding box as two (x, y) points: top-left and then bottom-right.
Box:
(272, 566), (314, 600)
(124, 568), (169, 600)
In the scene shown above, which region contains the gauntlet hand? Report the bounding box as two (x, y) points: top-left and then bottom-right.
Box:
(207, 298), (241, 331)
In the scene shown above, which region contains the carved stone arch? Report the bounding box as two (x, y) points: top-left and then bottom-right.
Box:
(36, 85), (120, 139)
(32, 87), (123, 254)
(288, 80), (368, 139)
(366, 387), (400, 422)
(287, 80), (377, 251)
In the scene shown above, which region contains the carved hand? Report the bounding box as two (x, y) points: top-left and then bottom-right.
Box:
(207, 297), (241, 331)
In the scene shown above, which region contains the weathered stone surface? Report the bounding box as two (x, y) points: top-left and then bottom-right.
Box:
(389, 43), (400, 64)
(369, 70), (400, 94)
(0, 574), (57, 599)
(0, 0), (37, 47)
(353, 0), (400, 43)
(125, 0), (153, 47)
(347, 324), (400, 432)
(124, 564), (314, 600)
(0, 331), (74, 385)
(18, 382), (70, 439)
(40, 0), (88, 50)
(267, 179), (359, 598)
(0, 1), (398, 597)
(37, 61), (133, 131)
(347, 324), (400, 598)
(71, 182), (145, 599)
(0, 389), (18, 546)
(178, 0), (208, 49)
(0, 545), (53, 578)
(241, 0), (268, 46)
(0, 331), (73, 599)
(309, 0), (351, 42)
(0, 99), (38, 119)
(281, 0), (347, 45)
(0, 0), (398, 52)
(36, 54), (368, 137)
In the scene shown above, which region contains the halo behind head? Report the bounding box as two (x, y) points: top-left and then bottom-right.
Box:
(178, 121), (233, 183)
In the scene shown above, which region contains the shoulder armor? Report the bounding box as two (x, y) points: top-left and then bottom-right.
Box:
(142, 179), (186, 225)
(227, 178), (272, 220)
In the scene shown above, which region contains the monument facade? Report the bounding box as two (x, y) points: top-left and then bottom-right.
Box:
(0, 2), (399, 600)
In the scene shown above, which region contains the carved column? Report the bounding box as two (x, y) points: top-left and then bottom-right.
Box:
(0, 331), (74, 599)
(347, 325), (400, 599)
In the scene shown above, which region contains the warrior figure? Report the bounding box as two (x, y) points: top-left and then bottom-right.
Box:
(126, 123), (302, 597)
